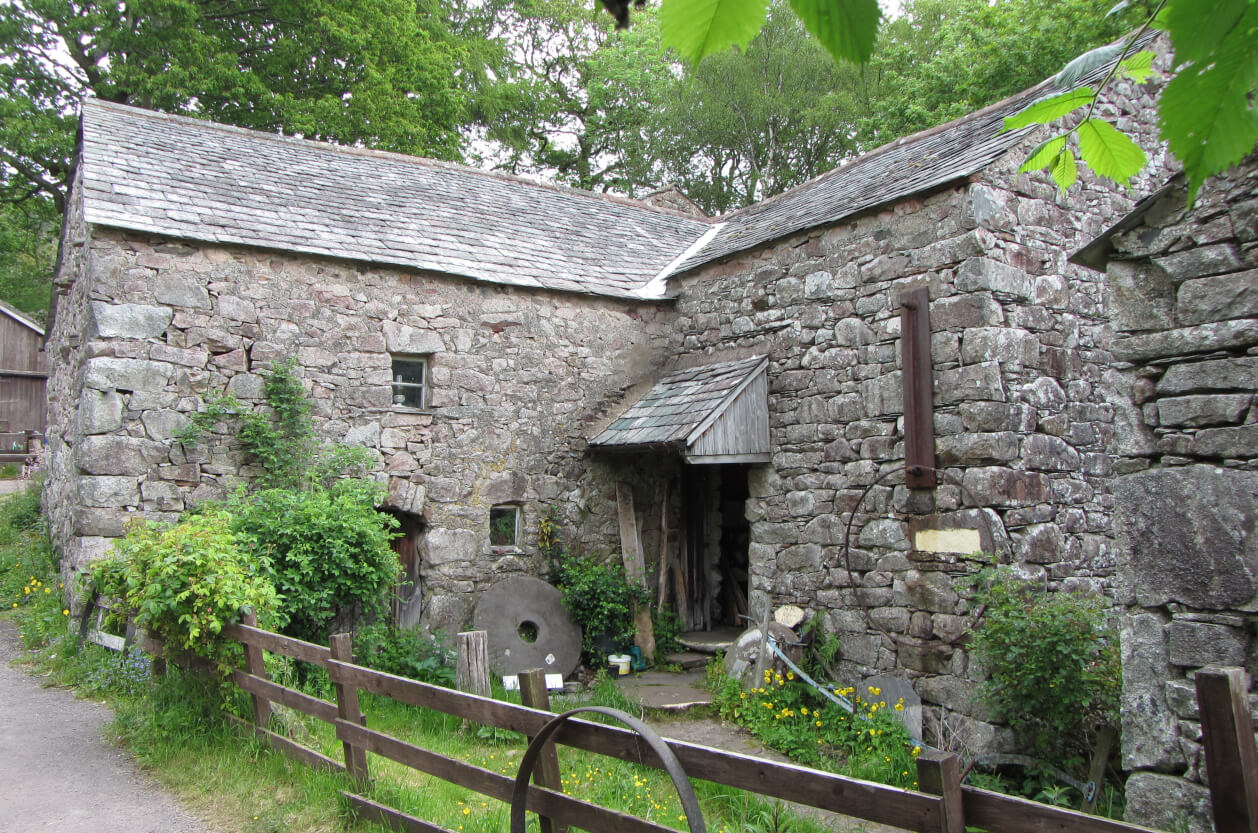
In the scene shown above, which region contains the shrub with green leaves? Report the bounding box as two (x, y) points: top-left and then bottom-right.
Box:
(969, 567), (1120, 761)
(354, 622), (456, 686)
(554, 552), (649, 658)
(228, 481), (400, 644)
(88, 511), (279, 668)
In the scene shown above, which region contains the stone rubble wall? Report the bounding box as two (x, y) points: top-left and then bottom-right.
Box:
(663, 64), (1170, 753)
(43, 224), (678, 629)
(1105, 155), (1258, 833)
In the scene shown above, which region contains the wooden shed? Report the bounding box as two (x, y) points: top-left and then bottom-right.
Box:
(0, 299), (47, 462)
(591, 354), (771, 632)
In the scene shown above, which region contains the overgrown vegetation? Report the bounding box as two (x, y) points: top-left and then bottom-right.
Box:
(710, 662), (921, 789)
(177, 360), (400, 645)
(541, 508), (652, 661)
(969, 567), (1121, 763)
(88, 511), (279, 669)
(1, 487), (829, 833)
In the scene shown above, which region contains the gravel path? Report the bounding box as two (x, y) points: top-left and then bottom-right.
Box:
(0, 619), (217, 833)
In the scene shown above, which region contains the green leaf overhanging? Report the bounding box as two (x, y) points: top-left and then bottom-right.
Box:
(1051, 147), (1078, 191)
(1077, 117), (1147, 185)
(787, 0), (881, 64)
(1158, 0), (1258, 203)
(1054, 42), (1124, 87)
(660, 0), (770, 64)
(1117, 49), (1156, 82)
(1004, 87), (1095, 130)
(1019, 135), (1069, 173)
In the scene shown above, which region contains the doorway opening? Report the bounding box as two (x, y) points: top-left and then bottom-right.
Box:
(386, 509), (426, 629)
(682, 463), (751, 633)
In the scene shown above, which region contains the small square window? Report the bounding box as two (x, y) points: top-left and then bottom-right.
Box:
(392, 356), (427, 409)
(489, 505), (520, 549)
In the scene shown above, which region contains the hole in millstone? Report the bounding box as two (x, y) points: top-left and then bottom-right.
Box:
(517, 620), (539, 644)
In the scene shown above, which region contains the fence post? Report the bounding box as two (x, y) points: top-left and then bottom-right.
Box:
(329, 632), (369, 782)
(916, 750), (965, 833)
(1196, 667), (1258, 833)
(456, 630), (491, 698)
(519, 668), (566, 833)
(241, 608), (271, 727)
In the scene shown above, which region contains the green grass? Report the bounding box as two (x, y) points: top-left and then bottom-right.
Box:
(0, 486), (840, 833)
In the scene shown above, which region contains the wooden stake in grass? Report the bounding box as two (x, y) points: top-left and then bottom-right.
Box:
(520, 668), (567, 833)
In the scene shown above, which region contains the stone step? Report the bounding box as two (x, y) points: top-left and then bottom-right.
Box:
(662, 651), (710, 670)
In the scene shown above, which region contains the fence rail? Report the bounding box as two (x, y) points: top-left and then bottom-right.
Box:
(92, 607), (1253, 833)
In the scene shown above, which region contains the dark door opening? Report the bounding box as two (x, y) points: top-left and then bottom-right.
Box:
(682, 464), (751, 631)
(386, 510), (426, 628)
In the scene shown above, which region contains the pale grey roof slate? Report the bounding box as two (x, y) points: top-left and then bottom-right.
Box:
(669, 33), (1157, 277)
(79, 100), (711, 299)
(591, 354), (766, 448)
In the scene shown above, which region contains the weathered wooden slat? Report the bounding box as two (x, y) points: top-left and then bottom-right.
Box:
(241, 609), (272, 727)
(917, 751), (964, 833)
(963, 785), (1165, 833)
(335, 720), (677, 833)
(224, 713), (345, 773)
(343, 793), (454, 833)
(230, 670), (339, 724)
(1196, 667), (1258, 833)
(222, 623), (332, 665)
(330, 633), (368, 781)
(519, 669), (566, 833)
(325, 659), (940, 831)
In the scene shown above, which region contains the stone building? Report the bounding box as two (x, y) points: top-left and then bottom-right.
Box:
(47, 39), (1245, 820)
(1072, 154), (1258, 832)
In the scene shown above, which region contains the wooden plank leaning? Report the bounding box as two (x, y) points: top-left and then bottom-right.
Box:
(1196, 667), (1258, 833)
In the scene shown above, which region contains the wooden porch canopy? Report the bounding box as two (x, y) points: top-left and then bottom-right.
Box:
(590, 354), (770, 464)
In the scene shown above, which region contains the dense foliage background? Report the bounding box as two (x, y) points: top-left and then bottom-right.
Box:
(0, 0), (1149, 321)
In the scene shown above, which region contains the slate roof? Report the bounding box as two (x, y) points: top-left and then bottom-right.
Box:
(78, 100), (712, 300)
(668, 32), (1159, 278)
(590, 354), (767, 448)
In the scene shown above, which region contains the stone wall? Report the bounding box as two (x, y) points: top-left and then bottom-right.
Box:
(662, 64), (1170, 751)
(43, 223), (677, 629)
(1100, 155), (1258, 833)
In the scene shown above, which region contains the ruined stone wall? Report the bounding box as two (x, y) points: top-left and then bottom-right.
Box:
(665, 69), (1169, 751)
(1103, 156), (1258, 833)
(44, 224), (676, 629)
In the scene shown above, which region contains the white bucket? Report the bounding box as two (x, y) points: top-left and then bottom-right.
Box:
(607, 653), (631, 676)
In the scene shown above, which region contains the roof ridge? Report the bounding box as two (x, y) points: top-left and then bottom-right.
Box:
(82, 99), (711, 226)
(0, 297), (44, 335)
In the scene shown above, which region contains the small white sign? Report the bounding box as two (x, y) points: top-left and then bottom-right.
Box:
(502, 674), (564, 691)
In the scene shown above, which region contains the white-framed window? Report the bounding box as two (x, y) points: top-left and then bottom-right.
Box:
(391, 356), (428, 409)
(489, 504), (520, 550)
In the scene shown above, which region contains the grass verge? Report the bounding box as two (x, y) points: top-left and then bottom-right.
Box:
(2, 485), (841, 833)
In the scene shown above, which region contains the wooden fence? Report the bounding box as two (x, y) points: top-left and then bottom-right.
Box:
(155, 615), (1255, 833)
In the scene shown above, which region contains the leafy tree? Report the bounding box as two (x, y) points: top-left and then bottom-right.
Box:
(657, 8), (870, 212)
(466, 0), (678, 194)
(0, 0), (470, 212)
(857, 0), (1134, 149)
(0, 201), (56, 324)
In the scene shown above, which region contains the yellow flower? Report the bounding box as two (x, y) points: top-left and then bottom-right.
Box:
(740, 692), (746, 699)
(800, 706), (808, 716)
(462, 807), (471, 816)
(23, 587), (29, 594)
(786, 671), (794, 680)
(815, 720), (822, 727)
(912, 746), (922, 756)
(62, 609), (69, 616)
(10, 603), (16, 609)
(895, 702), (905, 711)
(44, 587), (50, 594)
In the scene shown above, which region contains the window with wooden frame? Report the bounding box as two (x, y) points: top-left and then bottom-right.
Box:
(391, 356), (428, 409)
